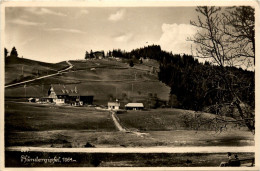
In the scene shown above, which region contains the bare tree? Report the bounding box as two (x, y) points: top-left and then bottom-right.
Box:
(223, 6), (255, 66)
(190, 6), (255, 134)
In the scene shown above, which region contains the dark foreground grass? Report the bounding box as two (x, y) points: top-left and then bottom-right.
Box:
(6, 130), (254, 147)
(5, 151), (254, 167)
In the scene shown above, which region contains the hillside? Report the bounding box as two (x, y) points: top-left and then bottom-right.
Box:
(5, 58), (170, 106)
(5, 56), (68, 85)
(5, 57), (254, 148)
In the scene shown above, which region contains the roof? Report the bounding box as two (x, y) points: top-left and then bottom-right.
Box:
(125, 103), (144, 108)
(51, 84), (93, 96)
(108, 102), (120, 106)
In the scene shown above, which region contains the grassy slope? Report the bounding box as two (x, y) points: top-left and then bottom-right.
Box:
(5, 58), (170, 105)
(117, 108), (249, 131)
(5, 57), (68, 85)
(5, 102), (115, 132)
(5, 102), (254, 147)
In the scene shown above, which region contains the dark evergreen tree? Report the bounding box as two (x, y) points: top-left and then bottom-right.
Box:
(129, 60), (134, 67)
(4, 48), (8, 58)
(10, 47), (18, 57)
(90, 50), (94, 58)
(85, 51), (90, 59)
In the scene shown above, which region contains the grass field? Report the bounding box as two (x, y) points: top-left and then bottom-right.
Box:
(5, 102), (254, 147)
(117, 108), (244, 131)
(5, 58), (170, 105)
(5, 57), (68, 85)
(5, 101), (115, 132)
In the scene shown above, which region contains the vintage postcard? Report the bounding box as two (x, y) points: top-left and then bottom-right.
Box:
(0, 0), (259, 170)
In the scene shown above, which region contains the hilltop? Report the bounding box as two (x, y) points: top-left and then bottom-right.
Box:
(5, 56), (68, 85)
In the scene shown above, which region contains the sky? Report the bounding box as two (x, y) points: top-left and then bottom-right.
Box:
(5, 7), (199, 63)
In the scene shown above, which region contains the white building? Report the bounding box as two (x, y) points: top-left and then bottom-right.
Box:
(108, 101), (120, 110)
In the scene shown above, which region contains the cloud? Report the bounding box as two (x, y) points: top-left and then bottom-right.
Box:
(108, 9), (125, 21)
(45, 28), (85, 34)
(9, 18), (45, 26)
(158, 23), (198, 55)
(114, 33), (133, 42)
(25, 8), (67, 17)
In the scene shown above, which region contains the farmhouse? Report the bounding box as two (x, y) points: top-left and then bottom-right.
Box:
(108, 100), (120, 110)
(93, 51), (104, 59)
(125, 103), (144, 110)
(48, 84), (94, 106)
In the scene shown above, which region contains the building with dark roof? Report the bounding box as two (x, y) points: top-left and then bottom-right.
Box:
(93, 51), (104, 59)
(125, 103), (144, 110)
(48, 84), (94, 106)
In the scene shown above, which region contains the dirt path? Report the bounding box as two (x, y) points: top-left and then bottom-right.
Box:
(5, 61), (73, 88)
(110, 111), (148, 137)
(111, 111), (126, 132)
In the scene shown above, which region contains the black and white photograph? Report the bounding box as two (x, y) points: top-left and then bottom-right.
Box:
(0, 1), (259, 169)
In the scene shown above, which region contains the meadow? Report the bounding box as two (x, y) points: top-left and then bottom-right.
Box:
(5, 102), (254, 147)
(5, 58), (170, 105)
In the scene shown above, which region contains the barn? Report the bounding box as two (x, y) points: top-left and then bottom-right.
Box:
(48, 84), (94, 106)
(125, 103), (144, 110)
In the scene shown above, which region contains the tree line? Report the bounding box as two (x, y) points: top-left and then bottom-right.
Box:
(5, 47), (18, 58)
(85, 45), (171, 61)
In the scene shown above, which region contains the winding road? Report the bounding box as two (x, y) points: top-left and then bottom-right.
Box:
(5, 61), (73, 88)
